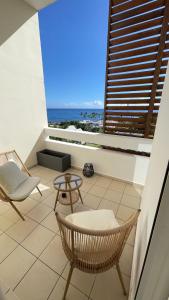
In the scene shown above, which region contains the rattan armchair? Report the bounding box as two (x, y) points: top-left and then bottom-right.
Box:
(0, 150), (42, 221)
(56, 209), (140, 299)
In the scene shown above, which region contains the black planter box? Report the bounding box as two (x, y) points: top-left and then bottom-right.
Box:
(37, 149), (71, 172)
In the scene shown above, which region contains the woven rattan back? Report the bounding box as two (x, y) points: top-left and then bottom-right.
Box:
(56, 210), (140, 273)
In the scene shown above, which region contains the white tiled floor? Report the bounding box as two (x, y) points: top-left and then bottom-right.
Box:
(0, 166), (142, 300)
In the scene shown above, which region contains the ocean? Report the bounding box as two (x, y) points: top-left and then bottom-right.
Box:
(47, 108), (104, 123)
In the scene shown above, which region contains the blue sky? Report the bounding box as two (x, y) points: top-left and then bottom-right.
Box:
(39, 0), (108, 109)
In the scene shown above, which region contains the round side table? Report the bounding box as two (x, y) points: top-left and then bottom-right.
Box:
(53, 173), (83, 213)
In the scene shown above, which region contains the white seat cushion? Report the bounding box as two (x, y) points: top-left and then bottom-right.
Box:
(0, 161), (28, 194)
(65, 209), (119, 230)
(8, 176), (40, 201)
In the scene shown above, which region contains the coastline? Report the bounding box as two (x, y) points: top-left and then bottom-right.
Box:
(47, 108), (104, 123)
(47, 108), (104, 132)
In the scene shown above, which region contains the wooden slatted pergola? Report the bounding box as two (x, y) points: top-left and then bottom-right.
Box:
(103, 0), (169, 138)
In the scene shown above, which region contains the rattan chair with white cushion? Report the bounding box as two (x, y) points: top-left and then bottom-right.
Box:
(0, 150), (41, 220)
(56, 209), (140, 300)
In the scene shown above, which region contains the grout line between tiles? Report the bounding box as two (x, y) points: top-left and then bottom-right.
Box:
(26, 205), (53, 224)
(116, 182), (128, 218)
(46, 260), (70, 300)
(0, 236), (19, 265)
(0, 167), (137, 299)
(13, 233), (59, 293)
(5, 218), (40, 244)
(59, 273), (90, 299)
(88, 273), (97, 299)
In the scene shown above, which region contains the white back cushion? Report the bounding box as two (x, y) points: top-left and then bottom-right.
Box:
(0, 161), (28, 194)
(65, 209), (119, 230)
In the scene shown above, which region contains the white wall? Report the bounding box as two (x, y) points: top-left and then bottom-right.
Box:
(0, 0), (47, 167)
(45, 137), (150, 185)
(135, 171), (169, 300)
(45, 127), (152, 153)
(24, 0), (56, 10)
(129, 66), (169, 299)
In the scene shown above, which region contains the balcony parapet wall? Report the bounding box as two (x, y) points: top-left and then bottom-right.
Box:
(44, 127), (152, 185)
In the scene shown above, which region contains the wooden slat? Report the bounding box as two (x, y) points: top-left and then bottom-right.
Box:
(144, 0), (169, 137)
(104, 131), (146, 138)
(103, 0), (112, 131)
(105, 111), (158, 116)
(108, 52), (169, 68)
(105, 127), (145, 133)
(111, 0), (130, 6)
(105, 105), (159, 110)
(106, 116), (157, 123)
(110, 8), (164, 31)
(109, 45), (158, 61)
(109, 45), (159, 60)
(108, 61), (167, 74)
(109, 44), (169, 60)
(104, 0), (169, 138)
(109, 54), (157, 68)
(106, 129), (152, 134)
(107, 78), (164, 85)
(109, 27), (161, 47)
(106, 116), (146, 122)
(110, 17), (162, 39)
(111, 0), (162, 14)
(110, 0), (165, 24)
(106, 115), (157, 121)
(108, 63), (155, 74)
(106, 91), (162, 98)
(107, 84), (163, 91)
(109, 36), (168, 54)
(105, 99), (161, 104)
(105, 122), (145, 128)
(108, 69), (166, 80)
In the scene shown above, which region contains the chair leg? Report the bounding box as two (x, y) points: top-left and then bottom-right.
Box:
(36, 186), (42, 196)
(69, 191), (74, 213)
(116, 263), (127, 296)
(63, 264), (74, 300)
(78, 189), (83, 204)
(54, 190), (59, 211)
(9, 201), (25, 221)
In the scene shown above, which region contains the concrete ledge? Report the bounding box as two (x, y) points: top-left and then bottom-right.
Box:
(45, 139), (150, 185)
(44, 127), (152, 153)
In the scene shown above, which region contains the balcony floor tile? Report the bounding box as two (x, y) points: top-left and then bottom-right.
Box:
(27, 203), (52, 223)
(0, 166), (142, 300)
(39, 234), (68, 274)
(0, 233), (18, 263)
(6, 217), (38, 243)
(14, 260), (59, 300)
(41, 211), (59, 233)
(48, 277), (88, 300)
(0, 245), (36, 289)
(21, 224), (55, 257)
(90, 268), (130, 300)
(62, 263), (96, 296)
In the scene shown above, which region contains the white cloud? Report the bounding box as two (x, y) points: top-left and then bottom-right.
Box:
(83, 100), (103, 108)
(51, 100), (104, 109)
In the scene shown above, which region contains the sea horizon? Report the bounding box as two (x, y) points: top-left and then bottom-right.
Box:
(47, 108), (104, 123)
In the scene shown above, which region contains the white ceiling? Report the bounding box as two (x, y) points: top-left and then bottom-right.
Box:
(24, 0), (56, 10)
